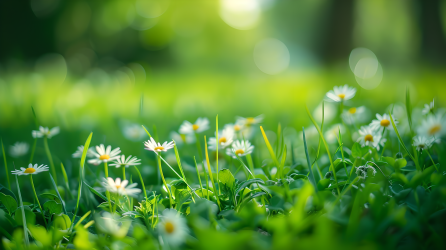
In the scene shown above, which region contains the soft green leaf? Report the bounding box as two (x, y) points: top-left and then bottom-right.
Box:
(0, 193), (18, 214)
(219, 169), (235, 188)
(14, 206), (36, 226)
(351, 143), (362, 159)
(394, 158), (407, 170)
(39, 193), (61, 203)
(43, 200), (63, 214)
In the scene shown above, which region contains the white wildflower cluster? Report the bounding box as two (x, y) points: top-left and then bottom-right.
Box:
(324, 85), (443, 154)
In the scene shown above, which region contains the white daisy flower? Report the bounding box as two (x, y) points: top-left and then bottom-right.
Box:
(370, 113), (397, 132)
(357, 126), (386, 150)
(158, 209), (189, 246)
(179, 117), (209, 134)
(208, 127), (235, 150)
(32, 126), (60, 139)
(121, 123), (146, 141)
(102, 177), (141, 197)
(417, 114), (446, 137)
(236, 115), (264, 127)
(88, 144), (121, 165)
(224, 122), (244, 133)
(325, 85), (356, 102)
(412, 136), (435, 152)
(422, 99), (435, 115)
(144, 137), (174, 152)
(169, 131), (195, 145)
(72, 145), (95, 158)
(11, 163), (49, 176)
(341, 106), (369, 125)
(9, 142), (29, 158)
(324, 124), (345, 143)
(109, 155), (141, 168)
(95, 212), (131, 238)
(226, 140), (254, 158)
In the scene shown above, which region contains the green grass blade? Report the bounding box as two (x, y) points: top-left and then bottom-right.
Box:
(29, 139), (37, 164)
(48, 173), (67, 214)
(1, 138), (11, 190)
(134, 166), (147, 200)
(13, 163), (29, 246)
(216, 115), (220, 195)
(60, 163), (70, 189)
(141, 125), (152, 137)
(388, 111), (420, 171)
(43, 136), (57, 184)
(173, 141), (195, 202)
(234, 154), (255, 178)
(406, 87), (413, 134)
(305, 105), (340, 195)
(302, 127), (318, 192)
(71, 132), (93, 231)
(74, 210), (91, 228)
(193, 156), (204, 196)
(204, 136), (221, 210)
(31, 106), (39, 127)
(259, 126), (282, 179)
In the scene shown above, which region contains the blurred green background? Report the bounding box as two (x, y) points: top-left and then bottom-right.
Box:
(1, 0), (446, 177)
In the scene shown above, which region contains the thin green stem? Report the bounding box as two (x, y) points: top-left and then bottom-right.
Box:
(425, 150), (439, 171)
(216, 115), (220, 195)
(30, 175), (47, 226)
(43, 136), (57, 184)
(104, 162), (112, 213)
(29, 139), (37, 164)
(122, 167), (126, 180)
(134, 166), (147, 200)
(1, 139), (10, 190)
(246, 154), (255, 179)
(193, 156), (204, 197)
(157, 155), (173, 207)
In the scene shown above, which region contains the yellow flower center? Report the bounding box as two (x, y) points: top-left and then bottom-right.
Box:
(164, 221), (174, 234)
(338, 93), (346, 99)
(418, 144), (425, 149)
(364, 134), (374, 142)
(380, 119), (390, 127)
(246, 117), (255, 125)
(234, 125), (241, 131)
(24, 168), (36, 174)
(348, 107), (357, 114)
(115, 185), (121, 189)
(192, 124), (199, 131)
(154, 146), (165, 151)
(219, 137), (227, 144)
(99, 155), (110, 160)
(429, 125), (441, 135)
(235, 149), (245, 155)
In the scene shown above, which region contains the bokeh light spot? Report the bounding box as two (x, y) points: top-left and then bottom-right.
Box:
(253, 38), (290, 75)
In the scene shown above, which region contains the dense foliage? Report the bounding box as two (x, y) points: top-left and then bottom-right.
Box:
(1, 86), (445, 250)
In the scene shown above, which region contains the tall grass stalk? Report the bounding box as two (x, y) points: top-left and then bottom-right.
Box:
(43, 136), (57, 184)
(302, 127), (318, 192)
(14, 163), (29, 246)
(193, 156), (205, 197)
(259, 126), (282, 179)
(215, 115), (220, 195)
(305, 105), (341, 196)
(134, 166), (147, 200)
(204, 136), (221, 210)
(60, 163), (74, 199)
(29, 107), (38, 164)
(71, 132), (92, 233)
(1, 138), (10, 189)
(29, 175), (47, 226)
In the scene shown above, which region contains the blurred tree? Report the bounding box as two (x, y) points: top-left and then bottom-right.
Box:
(319, 0), (354, 64)
(417, 0), (446, 65)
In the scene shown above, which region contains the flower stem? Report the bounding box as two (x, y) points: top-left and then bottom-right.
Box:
(30, 175), (47, 226)
(425, 150), (439, 171)
(1, 138), (11, 190)
(122, 167), (126, 180)
(104, 162), (112, 213)
(134, 166), (147, 200)
(43, 136), (57, 185)
(157, 154), (173, 208)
